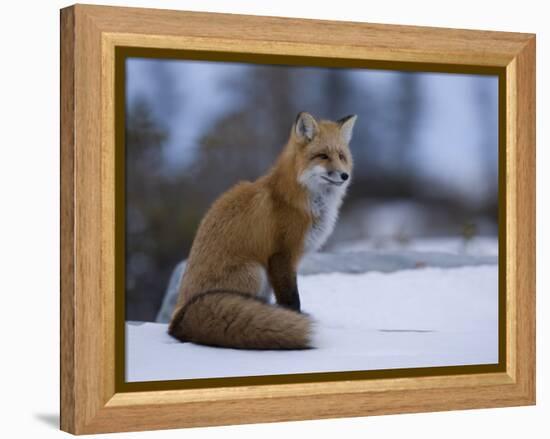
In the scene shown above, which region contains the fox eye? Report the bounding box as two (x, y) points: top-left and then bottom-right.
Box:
(314, 153), (329, 160)
(339, 153), (346, 162)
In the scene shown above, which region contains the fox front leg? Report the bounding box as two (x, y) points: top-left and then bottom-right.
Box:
(267, 252), (301, 312)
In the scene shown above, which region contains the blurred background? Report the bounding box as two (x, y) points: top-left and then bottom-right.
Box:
(125, 57), (499, 322)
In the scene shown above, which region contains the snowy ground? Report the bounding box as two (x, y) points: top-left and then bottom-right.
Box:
(331, 236), (498, 257)
(126, 265), (498, 382)
(155, 236), (498, 323)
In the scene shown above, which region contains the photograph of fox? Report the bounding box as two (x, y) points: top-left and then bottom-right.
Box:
(168, 112), (356, 349)
(125, 59), (498, 323)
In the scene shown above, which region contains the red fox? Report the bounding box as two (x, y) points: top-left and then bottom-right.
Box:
(168, 112), (356, 349)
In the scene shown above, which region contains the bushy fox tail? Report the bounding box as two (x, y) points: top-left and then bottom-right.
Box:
(168, 291), (313, 349)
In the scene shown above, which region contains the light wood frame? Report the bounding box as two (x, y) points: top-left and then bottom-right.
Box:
(60, 4), (536, 434)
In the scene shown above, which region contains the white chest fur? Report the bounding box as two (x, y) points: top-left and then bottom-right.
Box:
(304, 189), (344, 252)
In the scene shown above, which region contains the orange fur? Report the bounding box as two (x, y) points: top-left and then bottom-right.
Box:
(169, 112), (356, 349)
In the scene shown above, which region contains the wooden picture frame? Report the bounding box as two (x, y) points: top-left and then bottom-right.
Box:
(60, 4), (536, 434)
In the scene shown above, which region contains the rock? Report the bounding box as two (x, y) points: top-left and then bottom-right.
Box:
(155, 260), (186, 323)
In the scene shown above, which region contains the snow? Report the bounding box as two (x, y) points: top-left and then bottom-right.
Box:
(127, 265), (498, 382)
(333, 236), (499, 257)
(155, 230), (498, 323)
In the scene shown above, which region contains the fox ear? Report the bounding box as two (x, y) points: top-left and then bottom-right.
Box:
(338, 114), (357, 144)
(295, 112), (318, 142)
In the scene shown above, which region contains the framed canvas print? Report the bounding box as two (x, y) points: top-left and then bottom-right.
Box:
(60, 4), (536, 434)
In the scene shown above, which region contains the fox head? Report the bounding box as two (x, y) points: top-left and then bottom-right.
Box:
(291, 112), (356, 194)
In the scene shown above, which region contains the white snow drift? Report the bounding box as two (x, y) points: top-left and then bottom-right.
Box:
(126, 265), (498, 382)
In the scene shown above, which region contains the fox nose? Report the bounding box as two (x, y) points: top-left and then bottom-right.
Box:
(341, 172), (349, 181)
